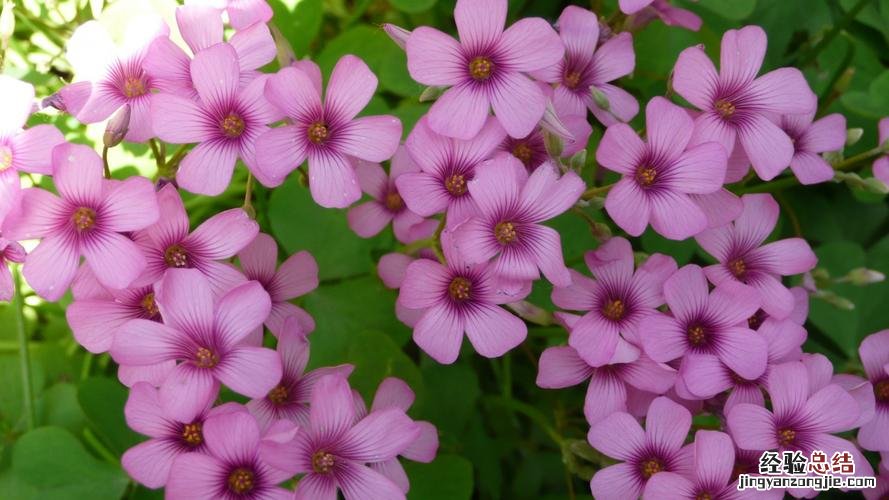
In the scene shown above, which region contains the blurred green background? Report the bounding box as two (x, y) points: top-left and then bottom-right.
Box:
(1, 0), (888, 498)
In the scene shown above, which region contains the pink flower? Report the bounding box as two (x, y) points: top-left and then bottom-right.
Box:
(596, 97), (732, 240)
(0, 237), (25, 301)
(0, 76), (65, 222)
(59, 19), (168, 142)
(644, 431), (754, 499)
(551, 236), (677, 367)
(185, 0), (273, 30)
(396, 116), (506, 226)
(588, 396), (693, 499)
(2, 143), (158, 300)
(874, 118), (889, 185)
(121, 382), (236, 488)
(133, 184), (258, 298)
(237, 233), (318, 335)
(377, 251), (435, 327)
(397, 232), (529, 364)
(857, 330), (889, 452)
(144, 5), (275, 100)
(672, 25), (817, 180)
(260, 374), (420, 500)
(354, 377), (440, 493)
(151, 43), (281, 196)
(727, 361), (873, 488)
(497, 112), (592, 171)
(533, 6), (638, 126)
(452, 156), (584, 287)
(166, 408), (293, 499)
(695, 193), (817, 320)
(641, 264), (768, 399)
(405, 0), (564, 139)
(111, 269), (281, 422)
(629, 0), (703, 32)
(537, 342), (676, 425)
(254, 56), (402, 208)
(347, 147), (439, 244)
(779, 111), (846, 184)
(246, 319), (353, 431)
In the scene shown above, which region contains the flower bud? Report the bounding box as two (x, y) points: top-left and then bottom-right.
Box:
(419, 85), (447, 102)
(382, 23), (411, 51)
(863, 176), (889, 195)
(816, 290), (855, 311)
(103, 104), (131, 148)
(540, 101), (574, 141)
(569, 149), (587, 172)
(0, 1), (14, 45)
(845, 128), (863, 147)
(590, 86), (610, 111)
(844, 267), (885, 286)
(591, 221), (611, 241)
(543, 130), (564, 158)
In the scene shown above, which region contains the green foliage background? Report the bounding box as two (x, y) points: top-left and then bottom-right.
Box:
(1, 0), (888, 498)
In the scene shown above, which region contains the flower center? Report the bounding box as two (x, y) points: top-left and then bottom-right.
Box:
(227, 467), (255, 494)
(563, 70), (582, 89)
(874, 379), (889, 403)
(640, 458), (664, 479)
(384, 191), (404, 212)
(72, 207), (97, 231)
(0, 145), (12, 171)
(267, 384), (289, 405)
(494, 221), (517, 245)
(635, 165), (657, 188)
(714, 99), (736, 118)
(221, 114), (246, 138)
(468, 56), (494, 81)
(777, 428), (796, 446)
(307, 122), (329, 145)
(311, 451), (335, 474)
(123, 77), (147, 99)
(728, 258), (746, 279)
(195, 347), (219, 368)
(696, 492), (713, 500)
(687, 324), (706, 346)
(448, 276), (472, 302)
(141, 292), (160, 319)
(511, 142), (534, 166)
(601, 299), (625, 321)
(164, 244), (188, 268)
(180, 422), (203, 447)
(445, 173), (468, 196)
(747, 309), (766, 331)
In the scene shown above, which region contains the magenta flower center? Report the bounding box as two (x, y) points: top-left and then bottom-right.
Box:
(384, 191), (404, 212)
(0, 145), (12, 171)
(601, 298), (626, 321)
(194, 347), (219, 368)
(71, 207), (97, 231)
(874, 379), (889, 403)
(448, 276), (472, 302)
(122, 77), (147, 99)
(141, 292), (160, 319)
(777, 428), (796, 446)
(220, 114), (246, 138)
(714, 99), (736, 118)
(563, 70), (583, 90)
(635, 165), (657, 188)
(311, 451), (335, 474)
(307, 122), (330, 145)
(511, 142), (534, 166)
(267, 384), (289, 405)
(445, 173), (468, 196)
(227, 467), (255, 494)
(728, 258), (747, 279)
(164, 244), (189, 268)
(639, 457), (664, 479)
(468, 56), (494, 81)
(180, 422), (204, 447)
(687, 324), (706, 346)
(494, 221), (517, 245)
(696, 492), (714, 500)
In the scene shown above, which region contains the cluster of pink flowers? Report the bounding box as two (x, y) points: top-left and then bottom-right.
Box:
(3, 0), (889, 497)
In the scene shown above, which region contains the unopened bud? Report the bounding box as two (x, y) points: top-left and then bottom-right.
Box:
(591, 221), (611, 241)
(845, 267), (885, 286)
(816, 290), (855, 311)
(0, 1), (14, 43)
(540, 101), (574, 141)
(880, 138), (889, 152)
(590, 86), (610, 111)
(823, 151), (843, 165)
(586, 196), (605, 210)
(632, 251), (649, 267)
(568, 440), (600, 463)
(103, 104), (131, 148)
(863, 176), (889, 195)
(382, 23), (411, 51)
(543, 130), (564, 158)
(297, 166), (309, 188)
(834, 67), (855, 95)
(419, 85), (447, 103)
(569, 149), (587, 172)
(845, 128), (863, 147)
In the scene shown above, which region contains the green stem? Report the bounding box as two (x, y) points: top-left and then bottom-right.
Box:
(83, 428), (118, 465)
(485, 396), (564, 447)
(13, 266), (35, 430)
(102, 146), (111, 179)
(581, 182), (614, 200)
(243, 172), (255, 218)
(794, 0), (872, 67)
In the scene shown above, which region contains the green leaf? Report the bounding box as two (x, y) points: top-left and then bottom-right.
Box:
(39, 383), (86, 436)
(416, 359), (480, 436)
(345, 330), (423, 401)
(696, 0), (757, 20)
(388, 0), (436, 13)
(641, 228), (698, 265)
(405, 454), (474, 500)
(270, 0), (324, 56)
(78, 377), (142, 455)
(10, 427), (128, 500)
(807, 241), (867, 357)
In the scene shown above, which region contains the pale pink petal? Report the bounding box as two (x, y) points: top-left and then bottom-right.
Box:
(402, 421), (438, 462)
(100, 177), (159, 232)
(124, 382), (172, 437)
(226, 0), (273, 30)
(670, 142), (727, 194)
(748, 67), (816, 115)
(160, 363), (220, 423)
(165, 452), (226, 500)
(203, 409), (260, 463)
(643, 472), (695, 500)
(735, 193), (779, 247)
(592, 32), (635, 84)
(395, 172), (450, 217)
(591, 463), (643, 500)
(680, 353), (732, 398)
(454, 0), (505, 49)
(663, 264), (709, 320)
(177, 140), (240, 196)
(111, 319), (182, 366)
(144, 37), (193, 96)
(309, 373), (355, 441)
(646, 97), (694, 162)
(498, 18), (564, 72)
(689, 189), (743, 229)
(672, 46), (718, 110)
(338, 461), (405, 500)
(803, 384), (859, 433)
(229, 22), (275, 72)
(341, 408), (419, 462)
(122, 439), (180, 488)
(405, 27), (465, 86)
(536, 345), (593, 388)
(265, 66), (321, 120)
(427, 83), (490, 141)
(556, 6), (599, 61)
(52, 143), (104, 204)
(789, 151), (834, 185)
(412, 304), (464, 364)
(371, 377), (415, 412)
(348, 203), (392, 239)
(66, 299), (134, 353)
(254, 125), (309, 187)
(646, 396), (692, 451)
(584, 370), (628, 425)
(568, 312), (620, 367)
(397, 259), (450, 310)
(338, 116), (402, 162)
(707, 281), (761, 326)
(190, 43), (239, 110)
(619, 0), (653, 14)
(859, 330), (889, 381)
(326, 55), (378, 122)
(751, 238), (817, 276)
(307, 150), (361, 209)
(293, 474), (337, 500)
(766, 362), (808, 418)
(800, 113), (846, 153)
(187, 208), (258, 260)
(238, 233), (277, 284)
(215, 281), (271, 348)
(82, 232), (146, 290)
(0, 76), (34, 133)
(269, 250), (318, 301)
(176, 5), (223, 54)
(588, 412), (645, 461)
(748, 273), (795, 320)
(640, 313), (687, 363)
(649, 191), (708, 240)
(464, 303), (526, 358)
(718, 327), (768, 380)
(720, 26), (766, 87)
(620, 355), (677, 394)
(596, 123), (645, 174)
(519, 165), (585, 222)
(604, 179), (651, 237)
(150, 93), (214, 143)
(8, 125), (65, 174)
(490, 72), (547, 139)
(22, 235), (79, 301)
(738, 115), (795, 181)
(590, 83), (639, 125)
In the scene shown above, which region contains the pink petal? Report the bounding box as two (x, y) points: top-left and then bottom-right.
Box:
(402, 421), (439, 462)
(160, 363), (220, 423)
(144, 37), (193, 96)
(265, 66), (321, 120)
(269, 250), (318, 301)
(0, 75), (34, 134)
(604, 179), (651, 237)
(680, 353), (732, 398)
(100, 176), (159, 232)
(370, 459), (409, 494)
(354, 161), (388, 199)
(176, 5), (223, 54)
(412, 304), (465, 364)
(584, 370), (628, 425)
(859, 330), (889, 381)
(689, 189), (743, 229)
(498, 18), (564, 72)
(646, 97), (694, 162)
(640, 312), (687, 363)
(150, 93), (213, 143)
(118, 361), (176, 388)
(550, 270), (597, 311)
(122, 438), (180, 488)
(348, 202), (392, 238)
(226, 0), (273, 30)
(520, 165), (585, 222)
(751, 238), (817, 276)
(592, 32), (635, 84)
(766, 361), (808, 418)
(371, 377), (415, 412)
(490, 72), (547, 139)
(254, 125), (309, 187)
(66, 299), (134, 353)
(568, 311), (620, 367)
(596, 123), (644, 174)
(377, 253), (414, 289)
(397, 259), (450, 309)
(719, 26), (766, 87)
(643, 472), (695, 500)
(341, 408), (419, 462)
(587, 412), (645, 461)
(672, 46), (718, 110)
(337, 461), (405, 500)
(690, 112), (737, 158)
(309, 373), (355, 441)
(738, 114), (795, 181)
(718, 327), (768, 380)
(111, 319), (182, 365)
(590, 463), (643, 500)
(748, 273), (795, 320)
(190, 43), (239, 110)
(464, 303), (527, 358)
(735, 193), (779, 248)
(156, 268), (216, 333)
(229, 22), (276, 72)
(307, 150), (361, 209)
(215, 281), (271, 348)
(0, 171), (21, 225)
(454, 0), (505, 50)
(556, 6), (599, 61)
(22, 235), (80, 301)
(649, 191), (708, 240)
(203, 409), (260, 463)
(187, 208), (258, 260)
(427, 83), (490, 141)
(620, 355), (677, 394)
(590, 83), (639, 125)
(177, 140), (240, 196)
(536, 345), (593, 388)
(293, 474), (337, 500)
(82, 231), (146, 290)
(789, 151), (834, 185)
(238, 233), (277, 284)
(748, 67), (816, 115)
(326, 55), (377, 122)
(52, 143), (104, 204)
(645, 396), (692, 451)
(395, 172), (450, 217)
(338, 115), (403, 162)
(800, 113), (846, 153)
(123, 382), (171, 437)
(619, 0), (653, 14)
(663, 264), (709, 320)
(707, 281), (761, 326)
(671, 142), (727, 194)
(9, 125), (65, 174)
(165, 452), (226, 499)
(803, 384), (859, 433)
(405, 27), (465, 87)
